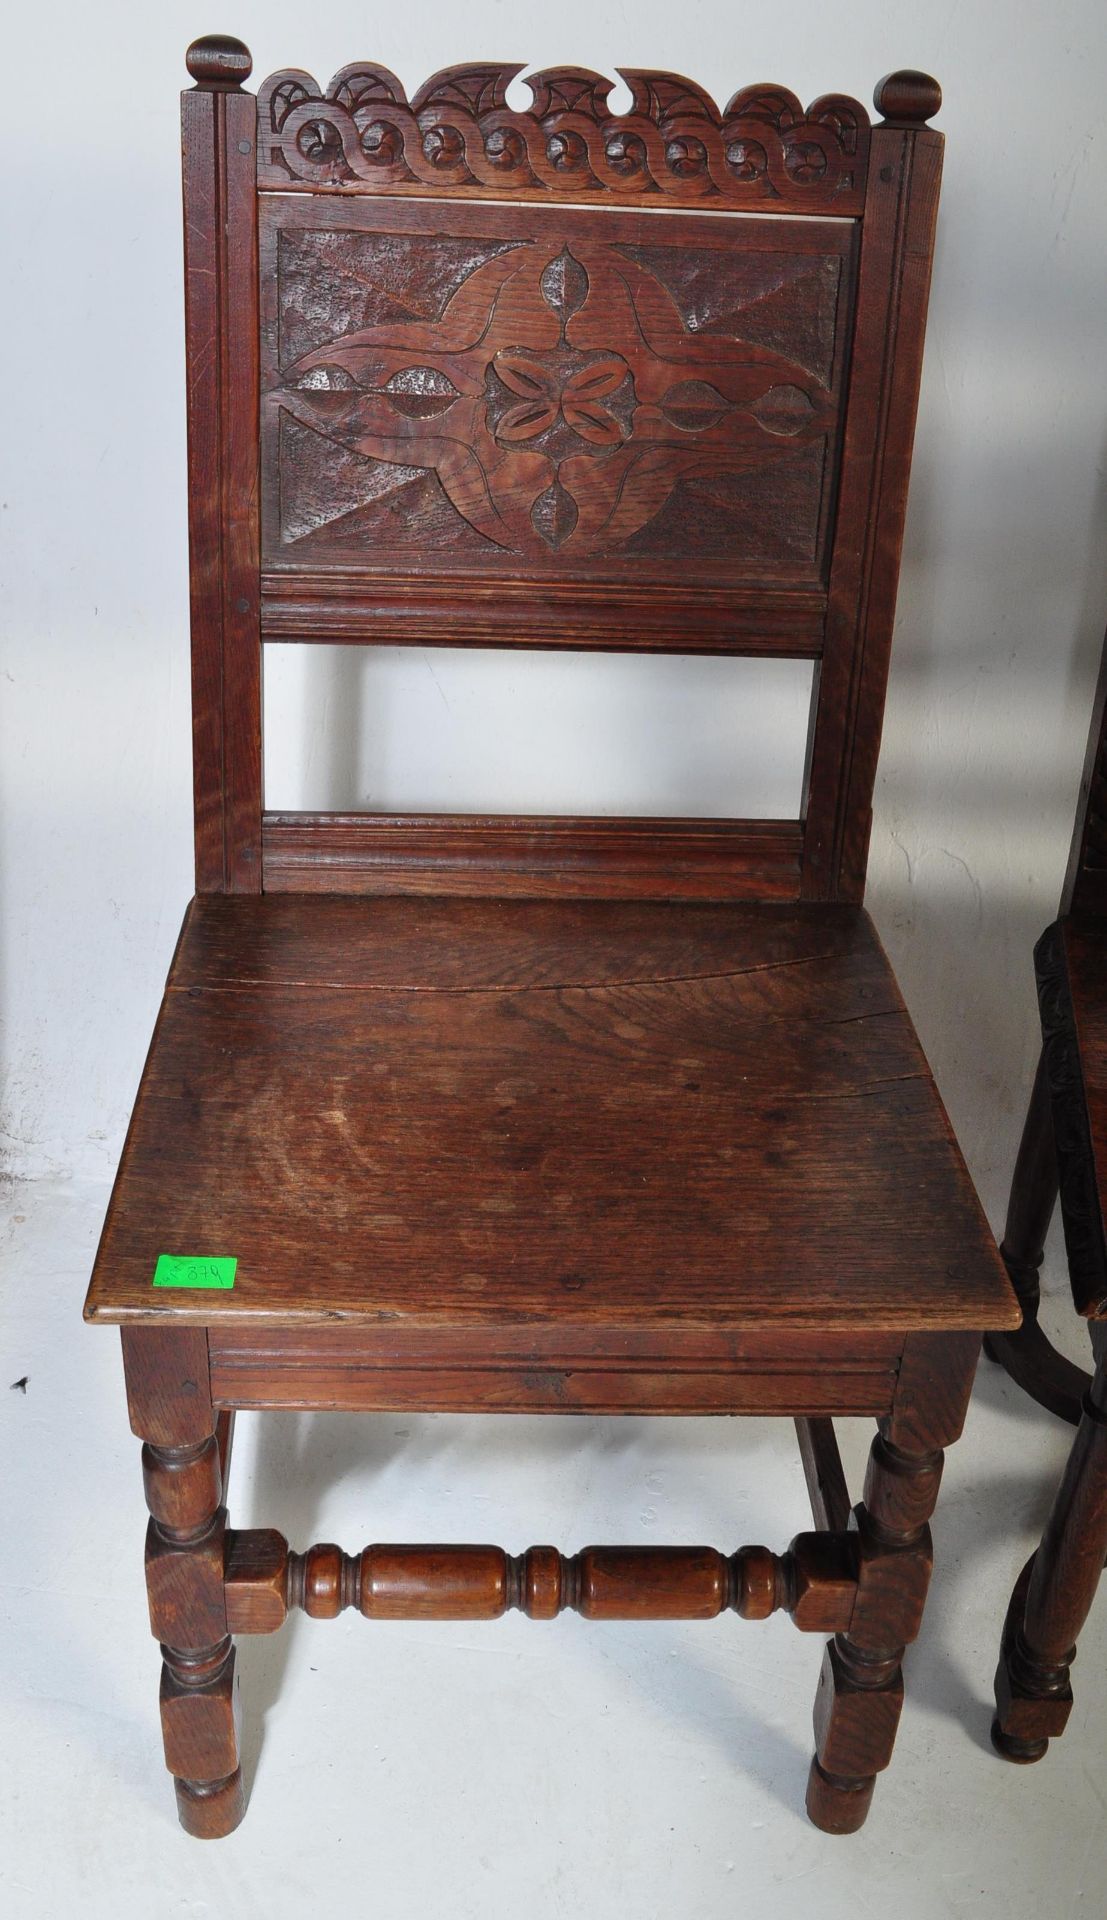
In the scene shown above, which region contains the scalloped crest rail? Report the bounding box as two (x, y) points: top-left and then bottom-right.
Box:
(256, 61), (877, 210)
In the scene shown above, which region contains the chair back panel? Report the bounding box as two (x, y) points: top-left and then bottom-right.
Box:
(180, 42), (943, 903)
(260, 198), (856, 626)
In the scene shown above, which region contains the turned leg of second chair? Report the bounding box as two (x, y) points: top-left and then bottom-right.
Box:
(984, 1044), (1090, 1422)
(993, 1343), (1107, 1761)
(992, 1045), (1058, 1326)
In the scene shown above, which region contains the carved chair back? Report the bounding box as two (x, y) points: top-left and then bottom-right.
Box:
(182, 44), (943, 903)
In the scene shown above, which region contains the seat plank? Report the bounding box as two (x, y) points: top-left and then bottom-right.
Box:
(84, 895), (1016, 1333)
(169, 892), (866, 991)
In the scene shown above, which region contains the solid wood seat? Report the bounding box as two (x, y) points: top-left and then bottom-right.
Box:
(86, 893), (1010, 1344)
(85, 38), (1019, 1845)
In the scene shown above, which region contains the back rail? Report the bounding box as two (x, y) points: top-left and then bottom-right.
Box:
(261, 813), (803, 900)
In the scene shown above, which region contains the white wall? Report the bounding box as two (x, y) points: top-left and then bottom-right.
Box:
(264, 651), (816, 818)
(2, 0), (1106, 1230)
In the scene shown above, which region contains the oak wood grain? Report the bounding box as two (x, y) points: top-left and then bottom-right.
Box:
(223, 1533), (857, 1629)
(801, 124), (943, 902)
(208, 1364), (898, 1418)
(260, 574), (826, 654)
(182, 84), (262, 892)
(261, 814), (804, 901)
(259, 196), (854, 598)
(85, 893), (1014, 1333)
(208, 1320), (900, 1413)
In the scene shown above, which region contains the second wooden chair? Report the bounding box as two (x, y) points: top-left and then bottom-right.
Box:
(990, 627), (1107, 1761)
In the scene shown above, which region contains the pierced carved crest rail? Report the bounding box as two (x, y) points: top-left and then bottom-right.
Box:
(256, 62), (872, 213)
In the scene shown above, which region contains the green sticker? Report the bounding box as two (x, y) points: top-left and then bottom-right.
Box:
(152, 1254), (237, 1290)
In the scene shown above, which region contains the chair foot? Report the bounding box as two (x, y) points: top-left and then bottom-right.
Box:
(175, 1766), (247, 1838)
(158, 1654), (248, 1838)
(992, 1554), (1074, 1761)
(159, 1638), (245, 1836)
(989, 1717), (1048, 1765)
(805, 1757), (875, 1833)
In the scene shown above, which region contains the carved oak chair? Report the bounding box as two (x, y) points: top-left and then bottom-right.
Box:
(83, 36), (1017, 1840)
(990, 626), (1107, 1760)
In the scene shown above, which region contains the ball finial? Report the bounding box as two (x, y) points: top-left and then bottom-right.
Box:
(873, 70), (942, 126)
(186, 34), (253, 88)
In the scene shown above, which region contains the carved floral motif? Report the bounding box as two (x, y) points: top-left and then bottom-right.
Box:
(256, 62), (870, 210)
(490, 252), (633, 454)
(493, 347), (630, 447)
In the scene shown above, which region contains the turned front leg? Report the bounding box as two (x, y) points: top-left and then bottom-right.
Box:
(805, 1431), (941, 1832)
(122, 1329), (245, 1838)
(806, 1332), (980, 1835)
(993, 1345), (1107, 1761)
